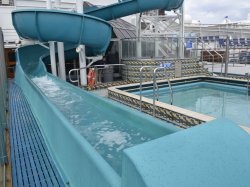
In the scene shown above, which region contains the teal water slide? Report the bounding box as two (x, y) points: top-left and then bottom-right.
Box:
(12, 0), (183, 54)
(12, 0), (183, 186)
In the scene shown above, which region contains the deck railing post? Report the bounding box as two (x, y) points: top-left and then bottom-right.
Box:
(225, 36), (230, 77)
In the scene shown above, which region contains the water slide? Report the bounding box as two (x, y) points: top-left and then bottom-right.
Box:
(12, 0), (183, 186)
(12, 0), (183, 54)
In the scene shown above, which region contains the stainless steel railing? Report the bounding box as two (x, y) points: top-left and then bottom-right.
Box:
(198, 42), (218, 74)
(69, 64), (126, 87)
(247, 71), (250, 89)
(201, 42), (224, 75)
(203, 50), (215, 72)
(152, 67), (173, 117)
(69, 67), (83, 87)
(139, 66), (154, 111)
(167, 78), (173, 105)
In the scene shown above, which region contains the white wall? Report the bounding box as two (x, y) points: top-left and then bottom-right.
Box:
(0, 6), (18, 43)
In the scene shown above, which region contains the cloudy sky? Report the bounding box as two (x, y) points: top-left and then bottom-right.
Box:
(88, 0), (250, 24)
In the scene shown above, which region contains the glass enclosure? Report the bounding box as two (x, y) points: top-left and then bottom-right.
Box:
(121, 37), (200, 60)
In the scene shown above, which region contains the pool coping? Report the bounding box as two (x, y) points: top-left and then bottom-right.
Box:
(108, 75), (249, 128)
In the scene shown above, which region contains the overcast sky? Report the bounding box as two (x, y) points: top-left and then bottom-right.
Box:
(88, 0), (250, 24)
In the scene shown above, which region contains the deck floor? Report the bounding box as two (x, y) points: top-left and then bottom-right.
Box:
(9, 83), (65, 187)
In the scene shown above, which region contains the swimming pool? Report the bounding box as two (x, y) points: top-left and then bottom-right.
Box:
(132, 82), (250, 126)
(109, 76), (250, 127)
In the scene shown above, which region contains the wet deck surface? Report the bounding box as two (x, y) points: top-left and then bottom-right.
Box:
(9, 83), (65, 187)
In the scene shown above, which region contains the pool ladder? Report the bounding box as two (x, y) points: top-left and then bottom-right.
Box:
(139, 66), (173, 116)
(153, 67), (173, 117)
(139, 66), (154, 111)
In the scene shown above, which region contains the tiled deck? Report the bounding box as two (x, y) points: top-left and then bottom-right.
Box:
(9, 83), (65, 187)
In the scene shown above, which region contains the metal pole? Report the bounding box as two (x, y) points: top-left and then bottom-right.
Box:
(140, 67), (144, 111)
(140, 66), (152, 111)
(58, 42), (66, 80)
(47, 0), (57, 76)
(153, 70), (157, 116)
(49, 42), (57, 76)
(179, 4), (185, 59)
(77, 0), (87, 86)
(54, 0), (66, 80)
(154, 12), (159, 58)
(247, 71), (250, 90)
(153, 67), (165, 116)
(118, 40), (122, 64)
(225, 36), (230, 77)
(136, 13), (142, 58)
(212, 54), (214, 73)
(201, 41), (204, 63)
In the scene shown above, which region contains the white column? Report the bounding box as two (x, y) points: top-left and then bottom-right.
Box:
(136, 14), (142, 58)
(57, 42), (66, 80)
(47, 0), (57, 76)
(49, 42), (57, 76)
(46, 0), (52, 9)
(179, 4), (185, 59)
(154, 18), (160, 58)
(54, 0), (66, 80)
(76, 0), (87, 86)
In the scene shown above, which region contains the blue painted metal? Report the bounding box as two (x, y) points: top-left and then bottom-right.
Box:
(85, 0), (183, 21)
(12, 10), (112, 55)
(9, 83), (65, 187)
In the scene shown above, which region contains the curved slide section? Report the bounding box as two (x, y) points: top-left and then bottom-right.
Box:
(12, 10), (112, 55)
(86, 0), (184, 21)
(12, 0), (183, 55)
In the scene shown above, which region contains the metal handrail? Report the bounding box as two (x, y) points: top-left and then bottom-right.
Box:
(68, 67), (85, 87)
(92, 64), (125, 68)
(198, 42), (216, 71)
(167, 78), (173, 105)
(205, 51), (215, 72)
(155, 82), (159, 101)
(212, 50), (224, 76)
(139, 66), (154, 111)
(68, 64), (126, 87)
(152, 67), (174, 117)
(247, 71), (250, 88)
(201, 42), (224, 75)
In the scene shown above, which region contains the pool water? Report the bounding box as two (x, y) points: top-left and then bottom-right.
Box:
(31, 75), (174, 176)
(136, 82), (250, 127)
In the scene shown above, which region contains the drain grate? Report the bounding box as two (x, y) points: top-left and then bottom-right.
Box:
(9, 83), (65, 187)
